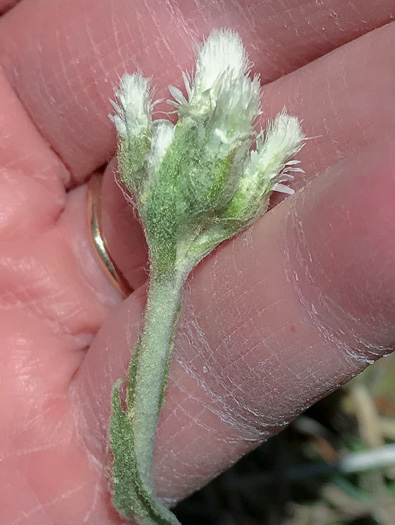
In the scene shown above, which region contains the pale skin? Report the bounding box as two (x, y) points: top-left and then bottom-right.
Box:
(0, 0), (394, 523)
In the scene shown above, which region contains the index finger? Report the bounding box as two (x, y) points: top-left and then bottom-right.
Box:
(0, 0), (393, 183)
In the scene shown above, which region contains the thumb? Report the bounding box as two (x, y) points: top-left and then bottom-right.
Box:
(71, 143), (395, 504)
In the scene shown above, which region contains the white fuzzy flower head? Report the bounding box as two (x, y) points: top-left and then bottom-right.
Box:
(169, 29), (260, 122)
(193, 29), (251, 100)
(168, 29), (261, 160)
(246, 111), (305, 194)
(110, 73), (153, 138)
(146, 120), (175, 173)
(206, 74), (261, 156)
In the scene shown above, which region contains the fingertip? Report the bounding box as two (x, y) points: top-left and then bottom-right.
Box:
(285, 144), (395, 359)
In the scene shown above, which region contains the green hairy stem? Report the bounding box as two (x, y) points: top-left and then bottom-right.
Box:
(110, 270), (187, 524)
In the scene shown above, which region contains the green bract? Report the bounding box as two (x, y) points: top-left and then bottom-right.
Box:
(109, 28), (304, 524)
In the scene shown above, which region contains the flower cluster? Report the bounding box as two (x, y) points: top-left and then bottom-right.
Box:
(111, 30), (304, 272)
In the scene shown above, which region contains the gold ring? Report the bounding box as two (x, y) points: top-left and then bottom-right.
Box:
(86, 174), (132, 296)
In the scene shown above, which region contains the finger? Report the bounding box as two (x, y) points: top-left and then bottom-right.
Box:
(0, 0), (393, 181)
(262, 22), (395, 186)
(0, 66), (69, 186)
(0, 0), (19, 15)
(99, 22), (395, 291)
(72, 142), (395, 504)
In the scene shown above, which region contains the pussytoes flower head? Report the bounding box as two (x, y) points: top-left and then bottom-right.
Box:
(110, 29), (305, 268)
(246, 111), (305, 195)
(110, 73), (153, 138)
(169, 29), (259, 120)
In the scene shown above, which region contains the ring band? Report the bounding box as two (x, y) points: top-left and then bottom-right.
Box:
(87, 174), (132, 296)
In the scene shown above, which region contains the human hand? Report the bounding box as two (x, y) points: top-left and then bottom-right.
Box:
(0, 1), (394, 523)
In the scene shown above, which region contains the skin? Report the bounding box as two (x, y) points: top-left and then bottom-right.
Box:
(0, 0), (394, 523)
